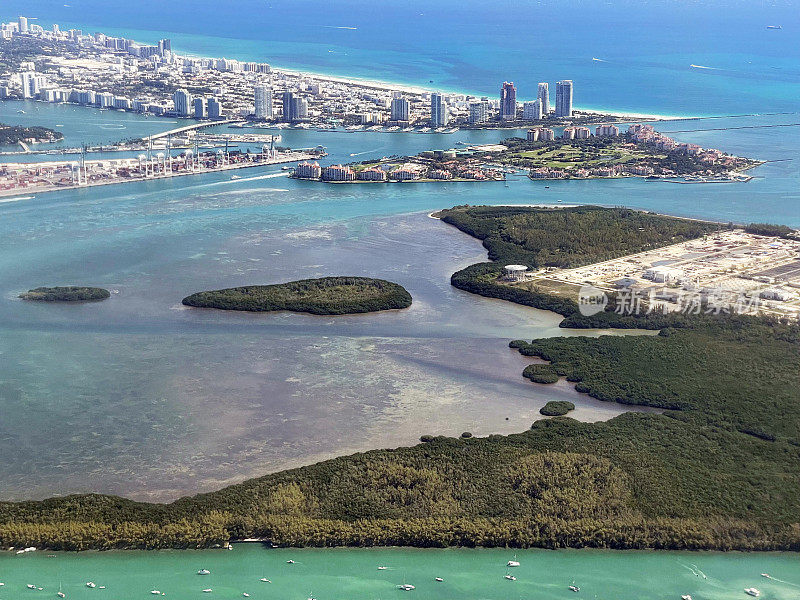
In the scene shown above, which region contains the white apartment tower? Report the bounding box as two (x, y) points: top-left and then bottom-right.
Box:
(537, 82), (549, 115)
(523, 99), (543, 121)
(390, 97), (410, 121)
(254, 85), (273, 119)
(172, 89), (192, 117)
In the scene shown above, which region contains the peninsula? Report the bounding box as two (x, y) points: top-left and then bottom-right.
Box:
(182, 276), (412, 315)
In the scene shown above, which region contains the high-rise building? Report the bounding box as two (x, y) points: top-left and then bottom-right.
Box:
(555, 80), (573, 118)
(207, 97), (222, 119)
(430, 93), (448, 126)
(500, 81), (517, 120)
(523, 99), (543, 121)
(172, 89), (192, 117)
(158, 39), (171, 55)
(390, 97), (410, 122)
(282, 91), (295, 121)
(20, 72), (46, 99)
(254, 85), (273, 119)
(292, 97), (308, 120)
(537, 82), (550, 115)
(193, 96), (207, 119)
(468, 99), (490, 124)
(18, 16), (28, 34)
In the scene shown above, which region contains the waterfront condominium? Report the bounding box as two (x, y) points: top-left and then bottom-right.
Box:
(193, 96), (207, 118)
(390, 97), (410, 121)
(430, 93), (448, 126)
(468, 98), (490, 124)
(172, 89), (192, 117)
(523, 99), (543, 121)
(555, 80), (573, 118)
(254, 85), (273, 119)
(207, 97), (222, 119)
(537, 82), (550, 115)
(500, 81), (517, 120)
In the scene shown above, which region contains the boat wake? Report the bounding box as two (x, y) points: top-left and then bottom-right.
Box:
(349, 146), (386, 157)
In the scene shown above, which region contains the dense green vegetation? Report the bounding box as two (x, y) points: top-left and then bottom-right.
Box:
(539, 401), (575, 416)
(1, 206), (798, 552)
(438, 205), (721, 267)
(0, 123), (63, 144)
(182, 277), (412, 315)
(745, 223), (798, 239)
(498, 135), (759, 175)
(19, 286), (110, 302)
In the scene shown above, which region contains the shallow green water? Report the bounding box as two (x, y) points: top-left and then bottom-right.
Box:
(1, 545), (798, 600)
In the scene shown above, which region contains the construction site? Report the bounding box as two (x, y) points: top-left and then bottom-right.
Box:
(514, 229), (800, 319)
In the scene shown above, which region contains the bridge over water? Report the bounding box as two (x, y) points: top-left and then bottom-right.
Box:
(147, 119), (242, 141)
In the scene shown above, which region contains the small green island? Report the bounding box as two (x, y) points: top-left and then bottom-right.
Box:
(0, 122), (63, 145)
(19, 286), (110, 302)
(182, 276), (412, 315)
(539, 401), (575, 416)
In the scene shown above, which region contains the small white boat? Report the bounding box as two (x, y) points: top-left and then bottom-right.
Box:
(150, 591), (161, 596)
(99, 587), (105, 590)
(57, 593), (66, 598)
(507, 560), (520, 567)
(504, 574), (517, 581)
(745, 589), (760, 597)
(86, 582), (96, 588)
(242, 594), (250, 598)
(682, 595), (692, 600)
(761, 573), (771, 578)
(377, 566), (388, 570)
(230, 175), (241, 180)
(397, 584), (415, 591)
(27, 584), (37, 589)
(259, 578), (271, 583)
(202, 589), (213, 593)
(286, 559), (295, 564)
(569, 585), (580, 592)
(435, 577), (443, 582)
(197, 570), (211, 575)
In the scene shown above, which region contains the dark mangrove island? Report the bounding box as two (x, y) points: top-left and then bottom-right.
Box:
(19, 286), (110, 302)
(539, 401), (575, 416)
(1, 207), (798, 553)
(182, 276), (412, 315)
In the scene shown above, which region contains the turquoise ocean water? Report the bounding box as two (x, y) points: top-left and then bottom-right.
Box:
(2, 545), (800, 600)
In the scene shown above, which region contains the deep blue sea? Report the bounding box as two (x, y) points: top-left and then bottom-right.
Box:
(3, 0), (800, 116)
